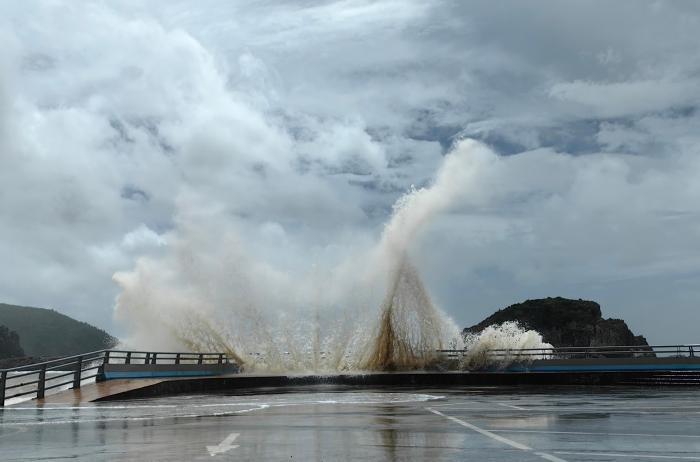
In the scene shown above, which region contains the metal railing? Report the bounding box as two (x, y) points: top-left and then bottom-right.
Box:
(0, 349), (231, 407)
(437, 344), (699, 361)
(104, 350), (230, 365)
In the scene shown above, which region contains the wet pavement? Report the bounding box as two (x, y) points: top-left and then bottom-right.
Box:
(2, 386), (700, 461)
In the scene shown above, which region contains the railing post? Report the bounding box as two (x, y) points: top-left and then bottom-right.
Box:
(37, 364), (47, 399)
(198, 354), (203, 364)
(175, 353), (181, 365)
(125, 352), (131, 364)
(152, 353), (157, 364)
(104, 350), (111, 364)
(73, 356), (83, 389)
(145, 353), (150, 364)
(1, 370), (7, 407)
(691, 346), (695, 358)
(218, 354), (223, 364)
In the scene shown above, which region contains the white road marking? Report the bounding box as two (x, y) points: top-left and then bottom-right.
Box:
(5, 393), (442, 412)
(207, 432), (240, 457)
(0, 406), (268, 427)
(414, 406), (700, 414)
(536, 452), (569, 462)
(554, 451), (700, 460)
(428, 402), (700, 412)
(498, 402), (527, 410)
(426, 407), (531, 450)
(490, 429), (700, 439)
(426, 407), (568, 462)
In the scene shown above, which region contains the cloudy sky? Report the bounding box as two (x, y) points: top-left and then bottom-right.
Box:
(2, 0), (700, 344)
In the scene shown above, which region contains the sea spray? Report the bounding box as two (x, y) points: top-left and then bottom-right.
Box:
(461, 321), (553, 370)
(356, 141), (497, 369)
(360, 257), (458, 370)
(114, 140), (528, 372)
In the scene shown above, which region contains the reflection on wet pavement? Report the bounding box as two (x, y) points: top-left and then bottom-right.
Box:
(2, 386), (700, 461)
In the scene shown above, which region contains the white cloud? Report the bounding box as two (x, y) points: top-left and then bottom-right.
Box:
(549, 79), (700, 119)
(121, 225), (166, 250)
(1, 0), (700, 345)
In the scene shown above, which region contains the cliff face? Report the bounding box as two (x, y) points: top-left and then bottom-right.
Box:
(464, 297), (649, 348)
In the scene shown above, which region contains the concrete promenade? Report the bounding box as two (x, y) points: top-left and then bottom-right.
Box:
(3, 386), (700, 460)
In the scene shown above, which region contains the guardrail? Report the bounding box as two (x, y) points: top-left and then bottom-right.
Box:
(0, 350), (231, 407)
(104, 350), (230, 366)
(437, 344), (698, 361)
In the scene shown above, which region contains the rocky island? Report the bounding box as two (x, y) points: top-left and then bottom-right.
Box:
(464, 297), (650, 349)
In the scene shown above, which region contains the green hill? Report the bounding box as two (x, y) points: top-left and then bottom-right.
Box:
(0, 325), (25, 359)
(0, 303), (118, 358)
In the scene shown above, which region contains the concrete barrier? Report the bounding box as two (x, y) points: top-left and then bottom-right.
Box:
(507, 356), (700, 372)
(91, 369), (700, 402)
(101, 363), (239, 380)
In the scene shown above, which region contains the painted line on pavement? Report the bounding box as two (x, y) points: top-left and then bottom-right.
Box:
(426, 407), (568, 462)
(0, 405), (269, 427)
(490, 429), (700, 439)
(554, 451), (700, 460)
(207, 432), (240, 457)
(537, 452), (569, 462)
(419, 406), (700, 414)
(497, 402), (528, 410)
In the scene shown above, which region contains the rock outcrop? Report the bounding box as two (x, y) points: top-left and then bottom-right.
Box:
(464, 297), (650, 350)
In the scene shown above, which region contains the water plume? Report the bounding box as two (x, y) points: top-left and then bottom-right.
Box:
(360, 257), (456, 370)
(355, 140), (493, 369)
(113, 140), (500, 372)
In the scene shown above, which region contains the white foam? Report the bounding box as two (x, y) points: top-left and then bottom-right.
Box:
(461, 321), (553, 369)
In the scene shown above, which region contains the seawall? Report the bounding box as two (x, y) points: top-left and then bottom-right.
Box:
(91, 369), (700, 402)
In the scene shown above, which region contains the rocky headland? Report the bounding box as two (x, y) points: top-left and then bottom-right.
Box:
(464, 297), (650, 350)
